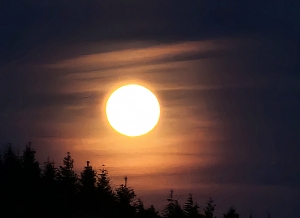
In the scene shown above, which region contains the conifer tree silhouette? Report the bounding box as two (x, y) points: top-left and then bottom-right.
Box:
(95, 164), (116, 216)
(22, 142), (41, 193)
(134, 198), (146, 217)
(116, 177), (136, 218)
(58, 152), (79, 193)
(22, 142), (40, 175)
(97, 164), (114, 196)
(134, 199), (161, 218)
(144, 205), (161, 218)
(163, 190), (184, 218)
(1, 144), (23, 216)
(183, 194), (201, 218)
(116, 180), (136, 205)
(223, 207), (239, 218)
(163, 199), (183, 218)
(78, 161), (98, 215)
(58, 152), (79, 215)
(41, 158), (60, 217)
(80, 161), (97, 194)
(0, 143), (275, 217)
(202, 198), (216, 218)
(21, 142), (42, 216)
(42, 157), (58, 183)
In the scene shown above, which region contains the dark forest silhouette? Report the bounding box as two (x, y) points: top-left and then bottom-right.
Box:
(0, 143), (268, 218)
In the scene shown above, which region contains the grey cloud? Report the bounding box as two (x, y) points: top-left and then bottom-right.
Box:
(0, 90), (102, 113)
(188, 162), (300, 187)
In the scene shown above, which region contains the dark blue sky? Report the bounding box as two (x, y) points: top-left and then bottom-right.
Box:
(0, 1), (300, 217)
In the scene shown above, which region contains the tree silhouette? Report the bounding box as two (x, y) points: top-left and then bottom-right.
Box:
(58, 152), (79, 193)
(95, 165), (116, 216)
(0, 143), (273, 217)
(21, 142), (42, 216)
(57, 152), (79, 215)
(1, 144), (23, 216)
(80, 161), (97, 193)
(163, 200), (184, 218)
(77, 161), (98, 215)
(135, 199), (161, 218)
(42, 157), (58, 182)
(162, 190), (184, 218)
(97, 164), (114, 196)
(202, 198), (216, 218)
(116, 180), (136, 218)
(183, 194), (201, 218)
(223, 207), (239, 218)
(41, 158), (61, 217)
(116, 184), (136, 205)
(135, 198), (146, 217)
(144, 205), (161, 218)
(22, 142), (40, 174)
(21, 142), (41, 190)
(3, 143), (20, 169)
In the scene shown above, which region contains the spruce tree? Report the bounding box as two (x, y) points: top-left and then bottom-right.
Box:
(116, 180), (136, 218)
(95, 165), (116, 216)
(134, 198), (145, 217)
(97, 165), (114, 196)
(116, 184), (136, 204)
(21, 143), (42, 216)
(58, 152), (79, 193)
(223, 207), (239, 218)
(1, 144), (23, 216)
(78, 161), (97, 215)
(22, 142), (40, 183)
(162, 190), (184, 218)
(80, 161), (97, 194)
(202, 198), (216, 218)
(183, 194), (200, 218)
(135, 200), (161, 218)
(41, 158), (59, 217)
(42, 158), (58, 182)
(58, 152), (79, 213)
(163, 200), (184, 218)
(145, 205), (161, 218)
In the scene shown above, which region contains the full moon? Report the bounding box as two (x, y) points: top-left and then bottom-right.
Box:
(106, 84), (160, 137)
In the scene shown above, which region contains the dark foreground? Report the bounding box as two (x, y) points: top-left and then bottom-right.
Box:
(0, 143), (253, 218)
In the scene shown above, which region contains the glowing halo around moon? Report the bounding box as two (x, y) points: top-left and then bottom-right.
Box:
(106, 84), (160, 137)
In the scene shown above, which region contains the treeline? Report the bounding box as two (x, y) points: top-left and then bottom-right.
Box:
(0, 143), (247, 218)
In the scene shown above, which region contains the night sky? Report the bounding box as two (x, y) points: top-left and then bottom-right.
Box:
(1, 1), (300, 217)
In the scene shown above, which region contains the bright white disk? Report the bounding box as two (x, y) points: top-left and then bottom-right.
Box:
(106, 84), (160, 137)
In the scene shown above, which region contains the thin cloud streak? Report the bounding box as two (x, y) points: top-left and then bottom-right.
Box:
(46, 40), (229, 69)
